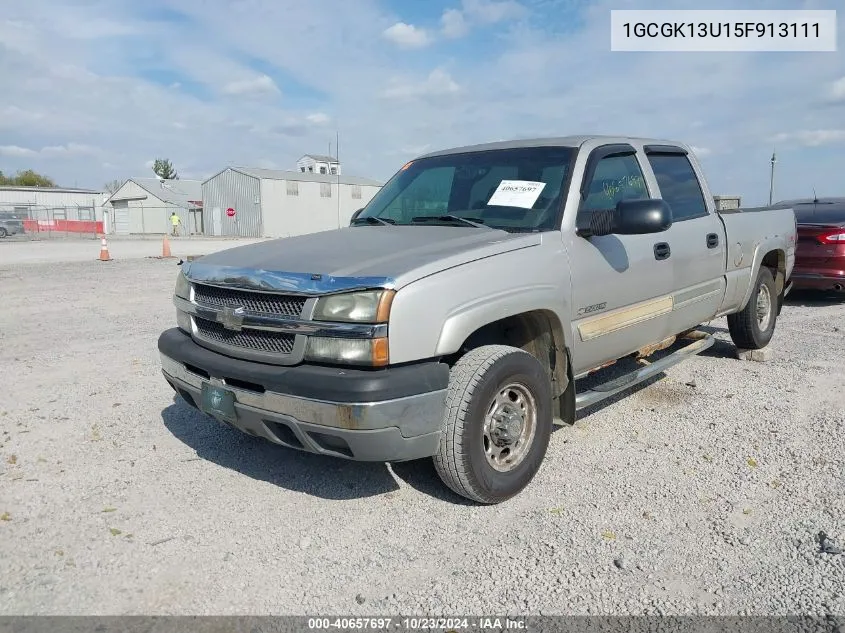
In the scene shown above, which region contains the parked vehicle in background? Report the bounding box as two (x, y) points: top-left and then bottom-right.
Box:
(0, 212), (24, 238)
(772, 197), (845, 294)
(159, 135), (797, 504)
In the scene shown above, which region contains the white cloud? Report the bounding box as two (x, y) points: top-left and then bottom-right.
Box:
(771, 130), (845, 147)
(401, 144), (432, 156)
(40, 143), (98, 157)
(462, 0), (526, 24)
(0, 143), (97, 158)
(441, 9), (469, 38)
(690, 146), (712, 157)
(221, 74), (279, 97)
(381, 69), (461, 100)
(0, 145), (37, 157)
(382, 22), (432, 48)
(306, 112), (331, 125)
(827, 77), (845, 103)
(438, 0), (525, 39)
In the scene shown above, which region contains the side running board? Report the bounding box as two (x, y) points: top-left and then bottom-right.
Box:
(574, 334), (715, 411)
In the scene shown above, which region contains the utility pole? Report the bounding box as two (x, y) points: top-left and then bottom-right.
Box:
(336, 130), (341, 229)
(768, 150), (777, 206)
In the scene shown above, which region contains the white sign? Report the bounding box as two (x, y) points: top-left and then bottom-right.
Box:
(487, 180), (546, 209)
(610, 10), (837, 52)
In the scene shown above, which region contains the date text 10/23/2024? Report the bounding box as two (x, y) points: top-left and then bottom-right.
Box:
(307, 617), (527, 631)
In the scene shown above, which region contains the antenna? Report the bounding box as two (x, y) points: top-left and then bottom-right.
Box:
(336, 129), (341, 229)
(768, 149), (777, 206)
(813, 187), (818, 204)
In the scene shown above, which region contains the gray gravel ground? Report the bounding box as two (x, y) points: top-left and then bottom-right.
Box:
(0, 257), (843, 616)
(0, 236), (266, 265)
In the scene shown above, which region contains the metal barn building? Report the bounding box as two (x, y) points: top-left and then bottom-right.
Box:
(103, 178), (203, 235)
(0, 186), (106, 235)
(202, 167), (382, 238)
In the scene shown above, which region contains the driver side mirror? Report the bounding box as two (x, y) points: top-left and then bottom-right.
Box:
(349, 208), (364, 225)
(577, 199), (673, 238)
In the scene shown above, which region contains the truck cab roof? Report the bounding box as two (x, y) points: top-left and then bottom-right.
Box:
(416, 135), (692, 159)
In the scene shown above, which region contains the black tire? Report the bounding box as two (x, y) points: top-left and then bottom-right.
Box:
(727, 266), (777, 350)
(433, 344), (553, 504)
(0, 228), (7, 238)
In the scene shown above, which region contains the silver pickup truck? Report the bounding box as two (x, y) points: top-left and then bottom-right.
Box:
(158, 135), (797, 504)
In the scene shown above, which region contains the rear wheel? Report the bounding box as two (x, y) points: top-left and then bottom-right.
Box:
(433, 345), (553, 504)
(728, 266), (777, 350)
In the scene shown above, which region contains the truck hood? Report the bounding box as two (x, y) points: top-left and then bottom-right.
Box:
(188, 225), (541, 290)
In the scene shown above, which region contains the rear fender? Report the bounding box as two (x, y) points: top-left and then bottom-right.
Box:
(737, 240), (786, 310)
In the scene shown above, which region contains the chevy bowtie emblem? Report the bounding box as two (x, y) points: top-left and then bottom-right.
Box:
(218, 305), (246, 331)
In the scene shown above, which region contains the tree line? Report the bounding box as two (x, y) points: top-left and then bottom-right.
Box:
(1, 158), (179, 193)
(0, 169), (56, 187)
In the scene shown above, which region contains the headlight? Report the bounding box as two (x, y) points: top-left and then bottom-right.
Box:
(312, 289), (394, 323)
(305, 337), (389, 367)
(174, 269), (191, 299)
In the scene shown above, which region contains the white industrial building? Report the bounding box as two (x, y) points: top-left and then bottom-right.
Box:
(0, 186), (106, 235)
(103, 178), (203, 235)
(202, 166), (381, 238)
(296, 154), (341, 175)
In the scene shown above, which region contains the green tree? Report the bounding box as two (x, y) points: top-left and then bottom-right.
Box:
(0, 169), (55, 187)
(152, 159), (178, 180)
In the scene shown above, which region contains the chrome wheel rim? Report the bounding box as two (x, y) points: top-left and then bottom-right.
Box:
(482, 382), (537, 472)
(756, 283), (772, 331)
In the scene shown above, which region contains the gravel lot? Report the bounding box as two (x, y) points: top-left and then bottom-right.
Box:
(0, 254), (843, 616)
(0, 236), (266, 265)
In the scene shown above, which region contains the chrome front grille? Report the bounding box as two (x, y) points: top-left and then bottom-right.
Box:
(193, 284), (306, 317)
(194, 317), (296, 355)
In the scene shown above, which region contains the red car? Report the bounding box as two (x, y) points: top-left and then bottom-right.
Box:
(773, 197), (845, 294)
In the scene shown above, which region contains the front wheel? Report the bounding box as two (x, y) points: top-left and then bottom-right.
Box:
(728, 265), (777, 350)
(0, 228), (7, 238)
(433, 345), (553, 504)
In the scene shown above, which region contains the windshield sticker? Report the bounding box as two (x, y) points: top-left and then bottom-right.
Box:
(487, 180), (546, 209)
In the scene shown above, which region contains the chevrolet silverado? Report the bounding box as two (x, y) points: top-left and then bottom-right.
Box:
(158, 135), (797, 504)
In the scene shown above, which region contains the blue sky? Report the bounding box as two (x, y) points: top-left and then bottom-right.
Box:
(0, 0), (843, 204)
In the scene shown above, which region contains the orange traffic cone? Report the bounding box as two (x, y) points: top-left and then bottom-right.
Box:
(98, 236), (111, 261)
(162, 234), (172, 258)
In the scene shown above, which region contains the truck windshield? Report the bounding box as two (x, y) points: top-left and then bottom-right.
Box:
(354, 146), (575, 232)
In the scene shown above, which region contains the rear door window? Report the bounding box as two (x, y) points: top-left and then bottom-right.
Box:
(647, 153), (708, 221)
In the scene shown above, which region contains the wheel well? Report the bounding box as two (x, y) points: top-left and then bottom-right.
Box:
(447, 310), (570, 399)
(761, 249), (785, 295)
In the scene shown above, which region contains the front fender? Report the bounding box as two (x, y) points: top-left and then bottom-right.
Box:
(435, 285), (568, 356)
(387, 242), (571, 364)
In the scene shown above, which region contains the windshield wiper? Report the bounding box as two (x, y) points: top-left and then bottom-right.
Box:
(352, 216), (395, 226)
(411, 215), (488, 228)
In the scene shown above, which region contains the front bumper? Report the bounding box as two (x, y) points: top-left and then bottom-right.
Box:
(158, 328), (449, 462)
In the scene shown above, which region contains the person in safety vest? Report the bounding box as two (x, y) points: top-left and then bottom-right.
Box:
(170, 212), (181, 236)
